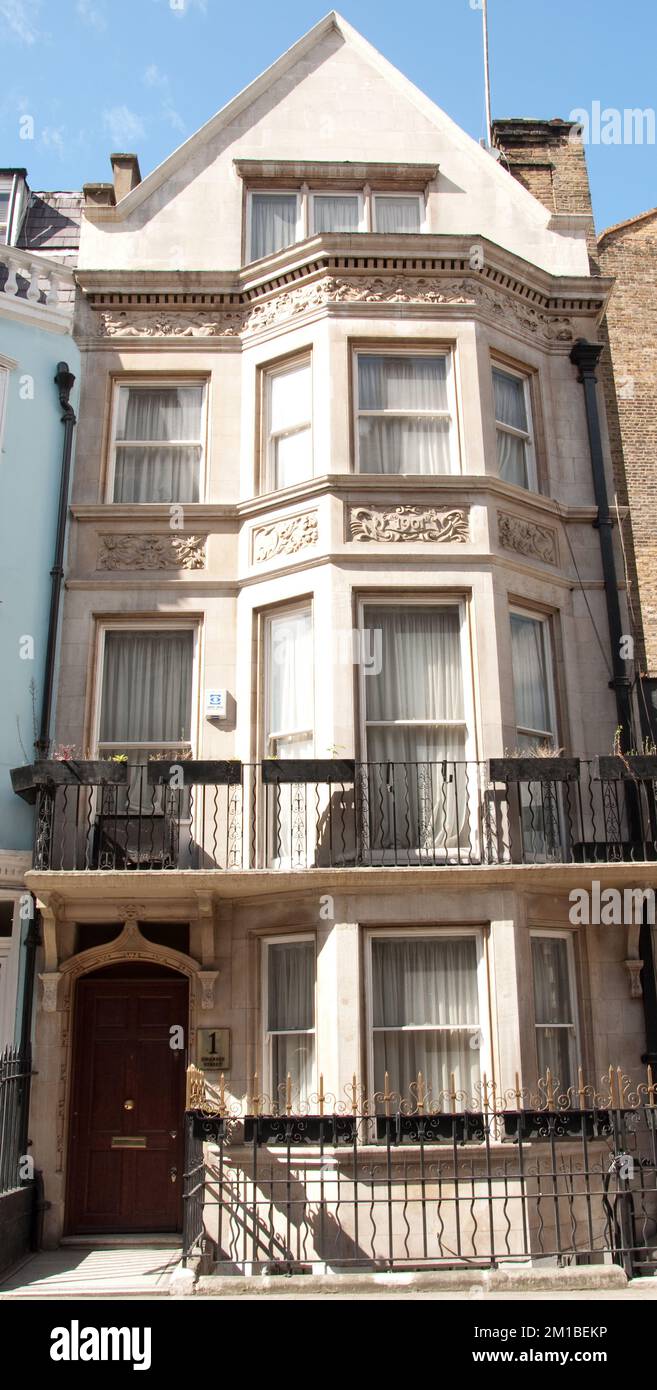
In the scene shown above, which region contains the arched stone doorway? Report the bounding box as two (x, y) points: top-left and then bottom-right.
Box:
(65, 961), (189, 1235)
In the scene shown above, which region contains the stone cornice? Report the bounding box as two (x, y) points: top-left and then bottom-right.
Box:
(70, 476), (599, 527)
(233, 159), (439, 187)
(76, 235), (612, 332)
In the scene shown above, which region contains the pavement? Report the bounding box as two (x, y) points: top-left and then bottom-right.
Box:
(0, 1246), (181, 1298)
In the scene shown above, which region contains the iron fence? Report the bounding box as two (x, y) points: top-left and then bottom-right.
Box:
(0, 1046), (32, 1196)
(28, 758), (657, 872)
(182, 1065), (657, 1277)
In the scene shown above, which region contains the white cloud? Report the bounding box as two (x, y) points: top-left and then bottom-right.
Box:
(0, 0), (43, 45)
(102, 105), (146, 147)
(76, 0), (107, 32)
(163, 102), (186, 134)
(144, 63), (167, 89)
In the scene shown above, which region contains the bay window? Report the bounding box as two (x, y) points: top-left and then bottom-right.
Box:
(361, 602), (471, 852)
(250, 193), (300, 261)
(493, 365), (536, 490)
(531, 934), (578, 1094)
(373, 194), (423, 233)
(110, 381), (205, 503)
(264, 937), (316, 1103)
(356, 352), (456, 474)
(264, 356), (312, 490)
(370, 933), (485, 1103)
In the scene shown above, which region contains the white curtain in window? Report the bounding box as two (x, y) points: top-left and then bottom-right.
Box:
(375, 196), (421, 233)
(532, 937), (575, 1090)
(313, 195), (359, 232)
(268, 610), (313, 757)
(251, 194), (298, 261)
(365, 607), (466, 848)
(99, 631), (193, 747)
(358, 355), (451, 474)
(510, 615), (551, 738)
(372, 937), (481, 1100)
(493, 369), (529, 487)
(268, 941), (315, 1100)
(113, 386), (203, 503)
(269, 363), (312, 488)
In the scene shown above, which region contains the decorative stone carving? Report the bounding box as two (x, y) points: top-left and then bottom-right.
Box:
(40, 971), (63, 1013)
(98, 274), (574, 345)
(197, 971), (219, 1011)
(625, 958), (644, 1000)
(252, 511), (319, 563)
(349, 504), (469, 544)
(98, 534), (207, 571)
(498, 512), (559, 566)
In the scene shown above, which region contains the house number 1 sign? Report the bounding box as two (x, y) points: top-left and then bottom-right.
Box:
(198, 1028), (231, 1071)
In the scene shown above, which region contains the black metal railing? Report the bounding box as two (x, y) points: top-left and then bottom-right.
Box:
(0, 1046), (32, 1196)
(26, 757), (657, 872)
(182, 1066), (657, 1277)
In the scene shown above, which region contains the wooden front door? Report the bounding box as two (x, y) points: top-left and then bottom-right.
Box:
(67, 966), (188, 1234)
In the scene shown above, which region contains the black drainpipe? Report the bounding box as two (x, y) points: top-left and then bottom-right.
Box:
(570, 338), (657, 1063)
(19, 364), (76, 1057)
(35, 361), (77, 758)
(569, 339), (634, 749)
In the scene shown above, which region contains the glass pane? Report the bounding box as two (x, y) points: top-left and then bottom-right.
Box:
(113, 445), (201, 503)
(251, 194), (298, 260)
(497, 429), (528, 488)
(116, 387), (203, 441)
(313, 195), (359, 232)
(270, 363), (311, 433)
(100, 630), (194, 746)
(273, 427), (312, 489)
(364, 606), (463, 722)
(359, 416), (451, 474)
(373, 937), (479, 1027)
(375, 196), (421, 233)
(365, 729), (468, 852)
(373, 1030), (480, 1104)
(532, 937), (573, 1025)
(510, 615), (552, 736)
(359, 355), (447, 412)
(268, 941), (314, 1030)
(536, 1027), (575, 1095)
(268, 611), (313, 741)
(493, 368), (528, 431)
(271, 1034), (315, 1103)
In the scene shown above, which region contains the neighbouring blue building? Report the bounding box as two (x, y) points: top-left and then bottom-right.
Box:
(0, 172), (80, 1045)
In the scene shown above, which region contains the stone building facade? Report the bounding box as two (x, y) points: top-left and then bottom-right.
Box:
(15, 14), (657, 1251)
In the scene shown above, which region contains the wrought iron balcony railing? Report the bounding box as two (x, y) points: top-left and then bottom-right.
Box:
(13, 753), (657, 872)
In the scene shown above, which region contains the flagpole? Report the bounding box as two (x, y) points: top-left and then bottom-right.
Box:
(482, 0), (493, 148)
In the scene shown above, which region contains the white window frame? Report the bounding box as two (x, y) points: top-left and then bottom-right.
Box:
(262, 602), (314, 759)
(366, 928), (492, 1104)
(0, 177), (14, 246)
(493, 362), (537, 492)
(358, 595), (476, 766)
(530, 930), (580, 1090)
(0, 359), (13, 457)
(372, 192), (426, 233)
(248, 190), (303, 263)
(262, 353), (313, 493)
(309, 190), (366, 235)
(354, 346), (459, 476)
(509, 606), (558, 748)
(106, 377), (208, 504)
(262, 933), (317, 1102)
(0, 896), (21, 1047)
(93, 620), (200, 759)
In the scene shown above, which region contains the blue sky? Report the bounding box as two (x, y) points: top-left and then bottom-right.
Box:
(0, 0), (655, 233)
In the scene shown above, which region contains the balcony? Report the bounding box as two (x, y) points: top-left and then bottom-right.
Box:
(12, 755), (657, 873)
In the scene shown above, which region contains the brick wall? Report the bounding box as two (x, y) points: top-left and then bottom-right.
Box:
(492, 118), (598, 266)
(598, 212), (657, 676)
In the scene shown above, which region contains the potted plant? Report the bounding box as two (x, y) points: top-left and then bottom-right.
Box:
(11, 746), (129, 804)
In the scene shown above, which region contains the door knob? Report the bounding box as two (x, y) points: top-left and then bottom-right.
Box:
(170, 1166), (178, 1184)
(124, 1099), (135, 1111)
